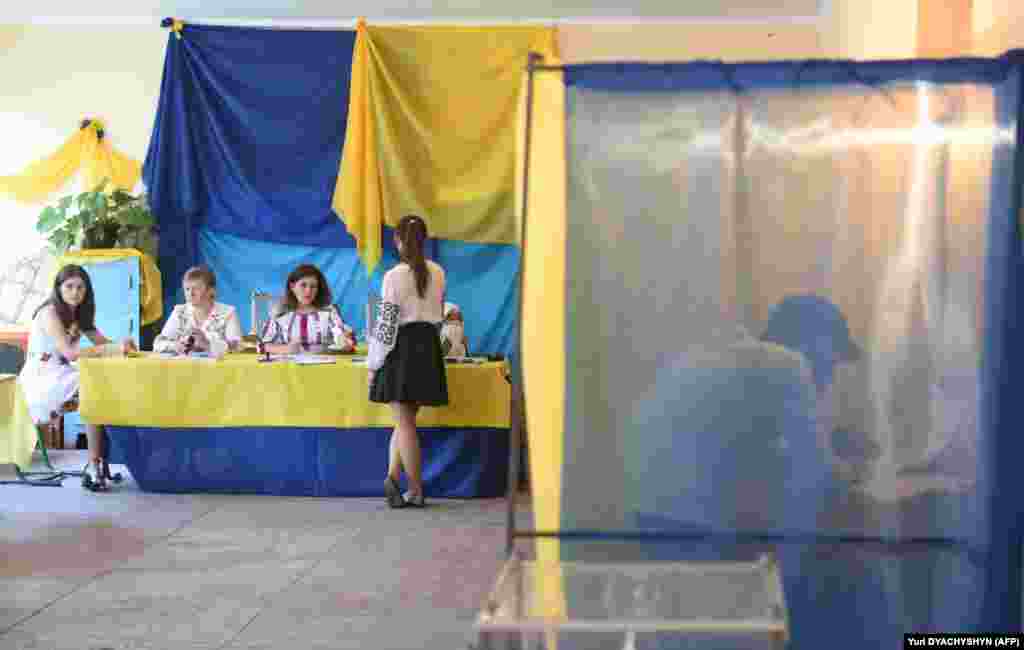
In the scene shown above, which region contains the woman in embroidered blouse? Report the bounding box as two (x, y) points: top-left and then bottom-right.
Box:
(19, 264), (138, 491)
(260, 264), (355, 354)
(153, 266), (243, 357)
(368, 215), (449, 508)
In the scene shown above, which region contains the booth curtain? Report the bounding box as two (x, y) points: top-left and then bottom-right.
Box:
(522, 52), (1024, 645)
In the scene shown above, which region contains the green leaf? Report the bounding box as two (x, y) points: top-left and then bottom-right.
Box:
(48, 229), (72, 254)
(58, 195), (73, 210)
(93, 192), (108, 223)
(77, 191), (96, 212)
(119, 206), (155, 227)
(65, 209), (85, 233)
(110, 190), (134, 207)
(78, 204), (94, 228)
(36, 206), (63, 233)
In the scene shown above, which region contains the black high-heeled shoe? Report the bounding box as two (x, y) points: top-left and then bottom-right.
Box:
(384, 476), (406, 509)
(100, 459), (124, 486)
(81, 459), (107, 492)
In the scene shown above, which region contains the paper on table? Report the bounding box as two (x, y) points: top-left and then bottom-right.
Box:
(153, 351), (218, 361)
(293, 354), (336, 365)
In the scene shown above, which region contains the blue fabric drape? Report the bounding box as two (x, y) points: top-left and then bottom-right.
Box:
(199, 228), (520, 354)
(103, 425), (508, 498)
(559, 52), (1024, 640)
(143, 24), (357, 309)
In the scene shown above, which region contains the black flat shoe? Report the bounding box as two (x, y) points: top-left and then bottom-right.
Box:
(384, 477), (406, 509)
(403, 493), (426, 508)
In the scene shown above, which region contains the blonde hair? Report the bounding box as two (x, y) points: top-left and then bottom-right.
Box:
(183, 265), (217, 299)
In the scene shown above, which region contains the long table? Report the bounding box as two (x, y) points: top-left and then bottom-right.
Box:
(79, 354), (511, 497)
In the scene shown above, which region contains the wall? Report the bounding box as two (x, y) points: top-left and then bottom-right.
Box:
(973, 0), (1024, 56)
(0, 25), (164, 323)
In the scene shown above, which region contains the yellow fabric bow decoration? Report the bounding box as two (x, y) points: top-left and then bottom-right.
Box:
(0, 119), (141, 204)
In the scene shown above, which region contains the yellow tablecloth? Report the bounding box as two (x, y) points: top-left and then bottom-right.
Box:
(1, 374), (38, 469)
(79, 355), (510, 429)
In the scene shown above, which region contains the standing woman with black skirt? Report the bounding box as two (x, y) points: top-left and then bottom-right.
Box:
(368, 215), (449, 508)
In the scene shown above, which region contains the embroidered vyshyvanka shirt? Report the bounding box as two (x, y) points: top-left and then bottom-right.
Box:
(260, 307), (355, 351)
(368, 261), (445, 371)
(153, 302), (243, 357)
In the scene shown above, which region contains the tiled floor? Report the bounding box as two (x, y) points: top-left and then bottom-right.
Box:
(1, 450), (521, 650)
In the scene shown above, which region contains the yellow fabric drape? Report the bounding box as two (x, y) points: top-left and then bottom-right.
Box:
(79, 356), (510, 429)
(0, 375), (38, 471)
(0, 121), (141, 204)
(518, 63), (567, 624)
(55, 249), (163, 326)
(334, 21), (558, 274)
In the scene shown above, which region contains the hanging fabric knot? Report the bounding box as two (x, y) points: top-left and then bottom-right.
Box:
(80, 118), (105, 140)
(161, 17), (184, 39)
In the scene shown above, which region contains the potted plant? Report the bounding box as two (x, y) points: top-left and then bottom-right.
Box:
(35, 179), (157, 258)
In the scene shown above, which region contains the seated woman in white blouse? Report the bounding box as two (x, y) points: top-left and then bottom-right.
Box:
(153, 266), (243, 357)
(440, 302), (468, 357)
(260, 264), (356, 354)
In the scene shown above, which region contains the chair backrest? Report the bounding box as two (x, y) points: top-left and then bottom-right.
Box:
(0, 342), (25, 375)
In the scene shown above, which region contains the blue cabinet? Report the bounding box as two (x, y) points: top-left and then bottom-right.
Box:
(64, 257), (141, 447)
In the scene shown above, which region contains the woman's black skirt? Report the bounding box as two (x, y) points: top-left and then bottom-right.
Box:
(369, 321), (449, 406)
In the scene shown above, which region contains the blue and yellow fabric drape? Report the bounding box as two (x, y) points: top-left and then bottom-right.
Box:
(0, 119), (140, 204)
(142, 23), (521, 355)
(334, 21), (558, 274)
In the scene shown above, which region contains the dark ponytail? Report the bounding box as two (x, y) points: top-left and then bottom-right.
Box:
(396, 215), (429, 298)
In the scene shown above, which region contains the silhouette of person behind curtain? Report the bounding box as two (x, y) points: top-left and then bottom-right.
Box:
(629, 294), (917, 650)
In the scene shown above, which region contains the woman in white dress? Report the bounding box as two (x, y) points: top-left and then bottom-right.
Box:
(153, 266), (243, 357)
(19, 264), (138, 490)
(260, 264), (356, 354)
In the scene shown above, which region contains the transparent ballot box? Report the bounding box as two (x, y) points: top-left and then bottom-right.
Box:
(475, 554), (789, 650)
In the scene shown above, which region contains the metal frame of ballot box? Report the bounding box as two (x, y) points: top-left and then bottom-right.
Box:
(474, 553), (789, 650)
